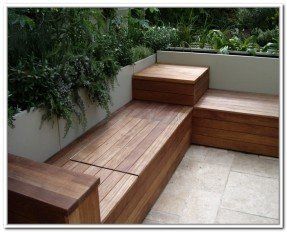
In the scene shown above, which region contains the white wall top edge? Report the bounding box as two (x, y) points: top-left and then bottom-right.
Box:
(157, 51), (279, 95)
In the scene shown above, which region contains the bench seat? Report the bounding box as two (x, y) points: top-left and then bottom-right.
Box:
(47, 100), (193, 223)
(192, 89), (279, 157)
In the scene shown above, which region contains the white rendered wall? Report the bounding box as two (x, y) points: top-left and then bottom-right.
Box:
(157, 51), (279, 95)
(8, 54), (156, 162)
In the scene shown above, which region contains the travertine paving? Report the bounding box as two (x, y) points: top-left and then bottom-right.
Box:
(143, 145), (279, 225)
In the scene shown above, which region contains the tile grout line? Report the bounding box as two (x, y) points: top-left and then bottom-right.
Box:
(230, 170), (279, 180)
(219, 206), (279, 221)
(215, 157), (233, 223)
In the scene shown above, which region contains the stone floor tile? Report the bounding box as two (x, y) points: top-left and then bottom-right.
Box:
(231, 153), (279, 178)
(184, 145), (208, 162)
(215, 208), (279, 225)
(145, 210), (180, 224)
(151, 185), (189, 216)
(221, 171), (279, 219)
(180, 189), (222, 224)
(204, 147), (235, 166)
(142, 219), (160, 224)
(170, 160), (230, 194)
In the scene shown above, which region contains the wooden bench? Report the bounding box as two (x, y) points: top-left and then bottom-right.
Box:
(46, 100), (193, 223)
(133, 64), (209, 106)
(192, 89), (279, 157)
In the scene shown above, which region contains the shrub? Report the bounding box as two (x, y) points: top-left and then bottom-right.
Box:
(253, 27), (279, 47)
(8, 8), (122, 134)
(236, 8), (279, 30)
(144, 26), (179, 51)
(131, 46), (153, 62)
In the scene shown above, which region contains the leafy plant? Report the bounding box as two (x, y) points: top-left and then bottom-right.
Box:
(131, 46), (153, 62)
(144, 26), (179, 52)
(8, 8), (122, 134)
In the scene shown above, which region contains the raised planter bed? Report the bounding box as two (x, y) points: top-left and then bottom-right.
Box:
(8, 54), (156, 162)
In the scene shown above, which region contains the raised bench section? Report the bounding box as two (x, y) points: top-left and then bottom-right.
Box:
(133, 64), (209, 106)
(192, 89), (279, 157)
(8, 154), (101, 223)
(47, 100), (193, 223)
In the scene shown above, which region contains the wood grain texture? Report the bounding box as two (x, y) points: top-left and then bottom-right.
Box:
(193, 108), (279, 128)
(194, 71), (209, 104)
(47, 100), (193, 223)
(192, 134), (278, 157)
(132, 64), (209, 106)
(193, 117), (278, 138)
(133, 89), (194, 106)
(132, 79), (194, 95)
(133, 63), (209, 84)
(67, 188), (101, 224)
(195, 89), (279, 118)
(60, 160), (138, 223)
(192, 89), (279, 157)
(116, 126), (192, 223)
(8, 154), (101, 224)
(70, 101), (192, 176)
(193, 126), (278, 146)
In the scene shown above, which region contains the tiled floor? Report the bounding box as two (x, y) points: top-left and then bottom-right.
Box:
(143, 145), (280, 225)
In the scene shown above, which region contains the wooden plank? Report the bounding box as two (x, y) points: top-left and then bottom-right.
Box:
(192, 134), (278, 157)
(115, 123), (168, 173)
(133, 78), (194, 95)
(90, 119), (150, 167)
(67, 187), (101, 224)
(133, 64), (209, 84)
(193, 108), (279, 128)
(193, 117), (278, 138)
(72, 117), (141, 164)
(133, 89), (194, 106)
(100, 174), (138, 222)
(193, 126), (278, 146)
(194, 71), (209, 104)
(103, 121), (159, 170)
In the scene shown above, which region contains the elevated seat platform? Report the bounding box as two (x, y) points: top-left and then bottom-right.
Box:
(192, 89), (279, 157)
(133, 64), (209, 106)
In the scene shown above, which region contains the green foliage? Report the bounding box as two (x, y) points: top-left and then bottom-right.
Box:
(8, 8), (122, 134)
(146, 8), (279, 55)
(8, 7), (280, 133)
(144, 26), (179, 52)
(131, 46), (153, 62)
(253, 27), (279, 47)
(236, 8), (278, 30)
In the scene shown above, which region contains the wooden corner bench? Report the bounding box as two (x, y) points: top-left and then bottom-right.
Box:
(8, 63), (279, 224)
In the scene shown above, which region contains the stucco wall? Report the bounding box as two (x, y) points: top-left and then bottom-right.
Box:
(157, 51), (279, 95)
